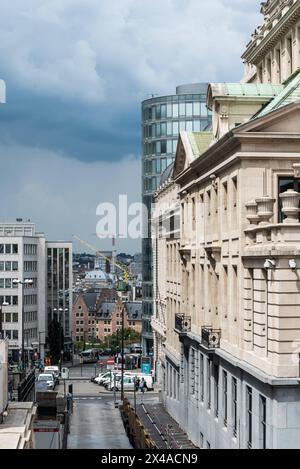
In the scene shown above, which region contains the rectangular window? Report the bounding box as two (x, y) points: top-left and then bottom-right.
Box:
(167, 104), (172, 118)
(5, 279), (11, 289)
(12, 330), (18, 340)
(0, 244), (4, 254)
(232, 378), (238, 438)
(186, 120), (193, 132)
(12, 261), (18, 271)
(12, 244), (18, 254)
(5, 262), (11, 271)
(172, 103), (178, 118)
(172, 121), (179, 136)
(223, 371), (228, 427)
(5, 244), (11, 254)
(193, 102), (200, 116)
(193, 120), (201, 132)
(200, 354), (204, 402)
(201, 102), (207, 116)
(214, 365), (219, 418)
(5, 313), (12, 323)
(172, 140), (177, 153)
(186, 102), (193, 116)
(167, 122), (172, 136)
(207, 359), (211, 410)
(259, 395), (267, 449)
(246, 386), (253, 449)
(167, 140), (172, 154)
(179, 102), (185, 116)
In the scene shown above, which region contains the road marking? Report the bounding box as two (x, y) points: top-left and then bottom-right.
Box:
(73, 397), (102, 401)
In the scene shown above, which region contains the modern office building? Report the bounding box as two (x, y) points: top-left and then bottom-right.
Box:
(0, 221), (73, 363)
(0, 221), (47, 363)
(46, 242), (73, 353)
(141, 83), (211, 354)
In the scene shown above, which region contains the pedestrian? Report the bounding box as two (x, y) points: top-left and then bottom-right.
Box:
(135, 376), (140, 392)
(140, 378), (147, 394)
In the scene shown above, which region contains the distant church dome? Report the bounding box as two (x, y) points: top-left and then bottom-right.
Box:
(85, 269), (111, 282)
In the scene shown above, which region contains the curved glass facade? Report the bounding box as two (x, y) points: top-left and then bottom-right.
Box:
(141, 83), (212, 354)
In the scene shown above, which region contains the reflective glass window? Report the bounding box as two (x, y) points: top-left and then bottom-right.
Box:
(151, 123), (156, 137)
(179, 103), (185, 116)
(152, 177), (157, 191)
(167, 140), (173, 154)
(180, 120), (185, 131)
(167, 104), (172, 118)
(173, 121), (179, 136)
(0, 244), (4, 254)
(172, 140), (178, 153)
(172, 103), (179, 118)
(5, 245), (11, 254)
(167, 122), (172, 136)
(201, 120), (209, 130)
(161, 159), (167, 172)
(161, 141), (167, 154)
(0, 262), (3, 271)
(156, 105), (161, 119)
(161, 122), (167, 136)
(167, 157), (174, 166)
(156, 123), (161, 137)
(156, 141), (161, 154)
(193, 102), (200, 116)
(161, 105), (166, 118)
(193, 120), (201, 132)
(186, 103), (193, 116)
(156, 159), (161, 173)
(186, 121), (193, 132)
(151, 106), (155, 120)
(201, 103), (207, 116)
(152, 160), (156, 173)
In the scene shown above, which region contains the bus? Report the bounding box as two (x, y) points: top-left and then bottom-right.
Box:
(80, 349), (100, 364)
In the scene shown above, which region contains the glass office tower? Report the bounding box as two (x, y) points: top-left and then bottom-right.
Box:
(141, 83), (211, 354)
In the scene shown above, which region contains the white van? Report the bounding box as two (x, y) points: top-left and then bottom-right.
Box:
(44, 366), (60, 384)
(127, 373), (153, 391)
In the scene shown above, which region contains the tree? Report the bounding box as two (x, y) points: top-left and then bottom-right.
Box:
(48, 318), (64, 364)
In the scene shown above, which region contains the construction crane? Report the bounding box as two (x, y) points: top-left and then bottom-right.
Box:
(73, 235), (130, 285)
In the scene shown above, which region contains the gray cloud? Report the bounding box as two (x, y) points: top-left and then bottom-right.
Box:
(0, 0), (263, 250)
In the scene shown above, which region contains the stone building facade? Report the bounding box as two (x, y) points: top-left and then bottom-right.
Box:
(152, 0), (300, 449)
(242, 0), (300, 84)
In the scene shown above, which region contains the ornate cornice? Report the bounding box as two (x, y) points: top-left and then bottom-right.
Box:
(242, 0), (300, 65)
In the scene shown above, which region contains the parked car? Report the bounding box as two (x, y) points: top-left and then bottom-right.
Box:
(106, 375), (137, 392)
(37, 373), (55, 390)
(44, 366), (60, 384)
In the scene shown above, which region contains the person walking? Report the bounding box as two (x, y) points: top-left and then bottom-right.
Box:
(140, 377), (147, 394)
(135, 376), (140, 392)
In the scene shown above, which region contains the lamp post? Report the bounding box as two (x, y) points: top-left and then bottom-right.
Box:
(13, 278), (33, 373)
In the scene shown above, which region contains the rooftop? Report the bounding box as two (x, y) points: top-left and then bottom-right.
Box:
(255, 69), (300, 118)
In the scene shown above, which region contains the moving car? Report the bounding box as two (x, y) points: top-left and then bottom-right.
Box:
(37, 373), (55, 391)
(44, 366), (60, 385)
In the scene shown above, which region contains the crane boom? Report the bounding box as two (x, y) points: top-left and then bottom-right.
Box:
(73, 235), (129, 283)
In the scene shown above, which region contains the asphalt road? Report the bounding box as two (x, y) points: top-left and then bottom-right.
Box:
(67, 395), (132, 449)
(58, 363), (159, 449)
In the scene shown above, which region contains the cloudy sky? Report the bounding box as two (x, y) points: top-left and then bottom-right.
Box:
(0, 0), (262, 254)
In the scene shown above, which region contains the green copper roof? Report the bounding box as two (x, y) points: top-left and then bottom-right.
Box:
(226, 83), (283, 97)
(187, 132), (213, 158)
(256, 70), (300, 118)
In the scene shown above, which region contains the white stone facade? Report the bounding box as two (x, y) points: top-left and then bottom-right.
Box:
(242, 0), (300, 84)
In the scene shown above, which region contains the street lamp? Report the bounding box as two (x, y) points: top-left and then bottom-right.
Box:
(13, 278), (33, 373)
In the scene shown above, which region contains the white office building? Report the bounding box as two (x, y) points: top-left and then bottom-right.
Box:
(0, 221), (72, 363)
